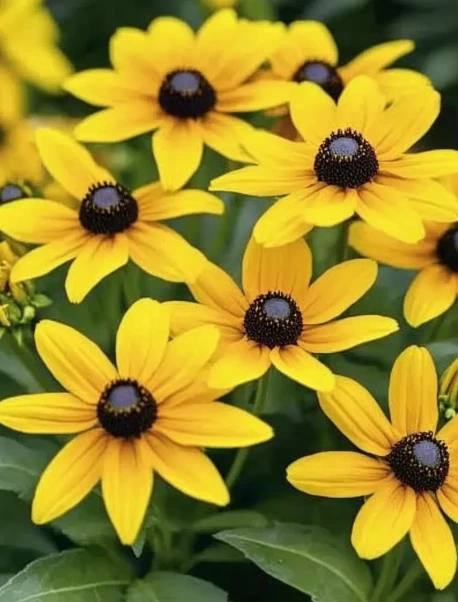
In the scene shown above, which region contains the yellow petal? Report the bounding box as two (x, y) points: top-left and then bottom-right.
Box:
(290, 82), (336, 145)
(253, 191), (313, 248)
(116, 299), (169, 383)
(389, 346), (438, 437)
(147, 17), (195, 74)
(208, 338), (271, 389)
(157, 401), (273, 447)
(210, 165), (314, 197)
(149, 325), (220, 401)
(404, 265), (456, 327)
(198, 112), (253, 163)
(63, 69), (143, 107)
(341, 40), (414, 79)
(300, 259), (377, 324)
(10, 231), (88, 283)
(0, 199), (80, 244)
(65, 234), (129, 303)
(32, 429), (107, 524)
(318, 375), (397, 455)
(336, 76), (385, 139)
(270, 345), (335, 392)
(351, 479), (416, 559)
(102, 438), (153, 545)
(217, 80), (292, 112)
(287, 451), (391, 497)
(410, 493), (457, 590)
(302, 186), (358, 227)
(128, 222), (207, 284)
(75, 103), (162, 143)
(387, 150), (458, 179)
(0, 393), (97, 433)
(153, 120), (204, 192)
(376, 89), (440, 159)
(242, 130), (313, 169)
(300, 316), (398, 353)
(242, 236), (312, 303)
(145, 432), (229, 506)
(189, 260), (248, 318)
(164, 301), (240, 340)
(349, 221), (436, 269)
(135, 186), (224, 222)
(35, 128), (114, 199)
(357, 182), (425, 243)
(374, 68), (431, 101)
(35, 319), (117, 403)
(436, 464), (458, 523)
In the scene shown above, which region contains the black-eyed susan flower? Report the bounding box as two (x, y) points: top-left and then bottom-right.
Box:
(0, 128), (222, 303)
(267, 21), (428, 103)
(0, 0), (72, 93)
(210, 76), (458, 247)
(63, 10), (291, 191)
(0, 299), (273, 544)
(287, 346), (458, 590)
(349, 217), (458, 327)
(165, 236), (398, 391)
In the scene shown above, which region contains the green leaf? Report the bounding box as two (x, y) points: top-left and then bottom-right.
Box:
(0, 548), (132, 601)
(215, 524), (373, 602)
(192, 510), (270, 533)
(0, 437), (52, 500)
(126, 572), (228, 602)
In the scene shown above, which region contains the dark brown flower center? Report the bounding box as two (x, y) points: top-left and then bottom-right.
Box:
(244, 291), (303, 349)
(314, 128), (379, 188)
(387, 431), (449, 492)
(97, 378), (157, 438)
(159, 69), (216, 119)
(79, 181), (138, 235)
(293, 60), (344, 101)
(437, 224), (458, 273)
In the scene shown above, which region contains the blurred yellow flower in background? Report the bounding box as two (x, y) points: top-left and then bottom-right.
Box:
(0, 0), (72, 93)
(165, 236), (398, 391)
(64, 9), (291, 190)
(0, 299), (273, 544)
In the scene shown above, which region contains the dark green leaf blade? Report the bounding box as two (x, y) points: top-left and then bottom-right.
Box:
(126, 571), (228, 602)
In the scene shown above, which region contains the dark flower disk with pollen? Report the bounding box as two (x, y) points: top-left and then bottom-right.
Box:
(79, 181), (139, 235)
(159, 69), (217, 119)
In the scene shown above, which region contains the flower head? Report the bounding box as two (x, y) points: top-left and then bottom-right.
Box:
(64, 10), (290, 190)
(165, 236), (398, 391)
(211, 76), (458, 247)
(268, 21), (429, 103)
(0, 129), (223, 303)
(287, 346), (458, 590)
(0, 299), (273, 544)
(0, 0), (72, 92)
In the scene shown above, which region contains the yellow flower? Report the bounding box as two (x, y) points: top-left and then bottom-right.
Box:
(164, 236), (398, 391)
(0, 240), (28, 306)
(349, 218), (458, 327)
(0, 0), (72, 93)
(210, 76), (458, 247)
(0, 128), (223, 303)
(0, 299), (273, 544)
(287, 346), (458, 590)
(63, 10), (290, 191)
(268, 21), (429, 104)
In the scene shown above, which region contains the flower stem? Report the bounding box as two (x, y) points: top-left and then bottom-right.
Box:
(371, 545), (403, 602)
(386, 561), (423, 602)
(339, 220), (351, 263)
(210, 193), (239, 262)
(225, 371), (270, 489)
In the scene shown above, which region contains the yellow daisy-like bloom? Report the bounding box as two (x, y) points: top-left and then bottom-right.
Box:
(63, 10), (291, 191)
(0, 0), (72, 93)
(287, 346), (458, 590)
(210, 76), (458, 247)
(0, 128), (222, 303)
(165, 236), (398, 391)
(267, 21), (429, 104)
(350, 218), (458, 327)
(0, 299), (273, 545)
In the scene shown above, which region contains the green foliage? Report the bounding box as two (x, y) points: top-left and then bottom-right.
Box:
(126, 571), (228, 602)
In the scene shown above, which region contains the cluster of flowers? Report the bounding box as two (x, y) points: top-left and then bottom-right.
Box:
(1, 5), (458, 592)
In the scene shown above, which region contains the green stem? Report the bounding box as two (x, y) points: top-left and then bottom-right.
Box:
(371, 545), (403, 602)
(210, 194), (240, 262)
(122, 263), (141, 308)
(339, 220), (350, 262)
(386, 562), (422, 602)
(225, 371), (270, 489)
